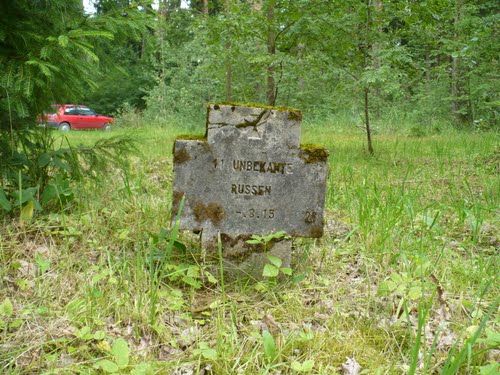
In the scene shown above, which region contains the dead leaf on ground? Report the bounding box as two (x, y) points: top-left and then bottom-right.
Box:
(172, 363), (196, 375)
(324, 211), (353, 239)
(177, 326), (199, 348)
(262, 313), (280, 334)
(17, 260), (36, 278)
(341, 357), (362, 375)
(159, 345), (182, 360)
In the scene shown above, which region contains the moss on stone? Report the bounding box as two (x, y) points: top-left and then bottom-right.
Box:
(310, 225), (324, 238)
(173, 148), (191, 164)
(193, 201), (225, 225)
(175, 134), (207, 141)
(287, 110), (302, 121)
(172, 190), (184, 214)
(299, 144), (329, 164)
(208, 102), (302, 122)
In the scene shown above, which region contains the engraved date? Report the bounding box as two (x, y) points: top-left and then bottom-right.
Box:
(235, 208), (275, 219)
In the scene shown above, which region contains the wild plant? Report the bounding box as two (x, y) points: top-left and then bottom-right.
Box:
(0, 128), (137, 219)
(246, 231), (293, 279)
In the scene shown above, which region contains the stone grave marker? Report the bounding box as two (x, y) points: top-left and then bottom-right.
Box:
(172, 103), (329, 276)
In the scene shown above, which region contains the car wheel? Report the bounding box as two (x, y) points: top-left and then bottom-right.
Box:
(103, 123), (112, 131)
(59, 122), (71, 131)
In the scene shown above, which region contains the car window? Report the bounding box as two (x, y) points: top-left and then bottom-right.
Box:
(79, 107), (96, 116)
(64, 107), (78, 115)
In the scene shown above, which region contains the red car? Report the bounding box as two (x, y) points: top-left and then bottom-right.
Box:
(39, 104), (114, 131)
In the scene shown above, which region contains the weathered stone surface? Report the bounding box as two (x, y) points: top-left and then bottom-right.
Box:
(222, 239), (293, 279)
(172, 104), (329, 242)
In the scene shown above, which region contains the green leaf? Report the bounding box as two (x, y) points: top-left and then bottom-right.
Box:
(58, 35), (69, 47)
(67, 30), (114, 39)
(76, 326), (93, 340)
(95, 359), (119, 373)
(205, 271), (218, 284)
(182, 276), (202, 289)
(130, 363), (154, 375)
(390, 273), (404, 284)
(291, 361), (303, 371)
(10, 318), (23, 329)
(291, 359), (315, 372)
(246, 239), (262, 245)
(201, 348), (217, 360)
(378, 280), (397, 295)
(0, 188), (12, 211)
(37, 153), (51, 167)
(299, 330), (314, 341)
(0, 298), (14, 317)
(52, 157), (71, 172)
(480, 363), (499, 375)
(193, 342), (218, 360)
(267, 255), (282, 268)
(41, 184), (58, 206)
(36, 306), (49, 316)
(292, 272), (307, 284)
(280, 267), (292, 276)
(262, 330), (276, 362)
(270, 231), (289, 240)
(408, 285), (422, 300)
(93, 330), (106, 340)
(20, 201), (34, 222)
(302, 359), (315, 371)
(262, 264), (279, 278)
(111, 338), (129, 367)
(186, 266), (200, 278)
(35, 254), (51, 274)
(483, 328), (500, 346)
(13, 187), (37, 206)
(173, 240), (186, 252)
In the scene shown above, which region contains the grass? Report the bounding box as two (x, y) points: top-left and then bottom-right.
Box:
(0, 120), (498, 374)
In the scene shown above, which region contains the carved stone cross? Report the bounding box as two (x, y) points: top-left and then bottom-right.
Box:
(172, 103), (329, 275)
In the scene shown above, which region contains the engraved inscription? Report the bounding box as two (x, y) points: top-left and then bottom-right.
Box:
(232, 160), (293, 174)
(172, 104), (328, 241)
(231, 184), (272, 196)
(213, 158), (293, 174)
(236, 208), (275, 219)
(304, 210), (317, 223)
(213, 158), (224, 169)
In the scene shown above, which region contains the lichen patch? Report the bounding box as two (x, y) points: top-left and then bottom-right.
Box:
(299, 144), (329, 164)
(208, 102), (302, 122)
(174, 148), (191, 164)
(192, 202), (225, 225)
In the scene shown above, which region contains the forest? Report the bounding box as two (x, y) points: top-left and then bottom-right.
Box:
(0, 0), (498, 130)
(0, 1), (498, 374)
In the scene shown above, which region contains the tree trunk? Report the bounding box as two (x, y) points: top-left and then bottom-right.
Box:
(266, 0), (276, 106)
(252, 0), (263, 101)
(225, 39), (232, 101)
(425, 45), (431, 83)
(363, 0), (374, 156)
(203, 0), (209, 15)
(297, 43), (305, 92)
(371, 0), (382, 118)
(364, 86), (374, 156)
(224, 0), (232, 101)
(450, 0), (470, 125)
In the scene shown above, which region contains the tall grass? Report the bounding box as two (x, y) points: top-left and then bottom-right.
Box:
(0, 119), (498, 373)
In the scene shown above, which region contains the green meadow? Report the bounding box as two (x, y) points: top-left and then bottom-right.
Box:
(1, 121), (498, 374)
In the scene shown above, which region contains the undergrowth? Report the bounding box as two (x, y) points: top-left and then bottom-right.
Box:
(0, 123), (498, 374)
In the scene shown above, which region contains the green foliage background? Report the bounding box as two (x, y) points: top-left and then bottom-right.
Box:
(0, 0), (498, 129)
